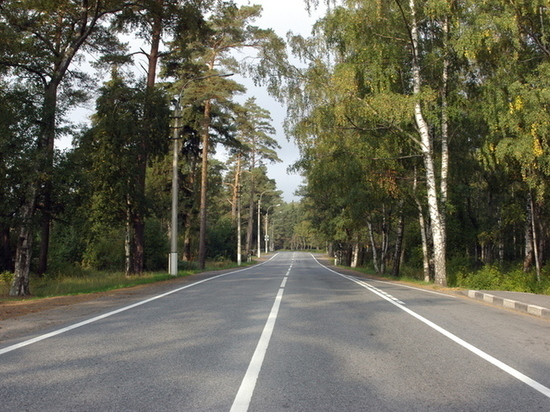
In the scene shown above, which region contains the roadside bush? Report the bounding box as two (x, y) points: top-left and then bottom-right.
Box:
(144, 218), (168, 271)
(82, 227), (125, 271)
(456, 265), (502, 290)
(207, 217), (236, 261)
(1, 270), (14, 293)
(456, 264), (550, 293)
(1, 270), (14, 285)
(397, 264), (424, 281)
(48, 223), (86, 275)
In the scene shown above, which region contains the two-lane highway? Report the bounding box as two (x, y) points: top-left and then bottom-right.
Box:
(1, 252), (549, 411)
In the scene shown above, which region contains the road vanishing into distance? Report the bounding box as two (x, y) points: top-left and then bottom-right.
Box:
(1, 252), (550, 411)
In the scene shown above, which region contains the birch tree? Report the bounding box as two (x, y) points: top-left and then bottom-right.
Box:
(285, 0), (458, 284)
(457, 0), (550, 280)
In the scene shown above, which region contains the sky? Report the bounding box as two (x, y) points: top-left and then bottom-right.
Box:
(227, 0), (327, 202)
(64, 0), (327, 203)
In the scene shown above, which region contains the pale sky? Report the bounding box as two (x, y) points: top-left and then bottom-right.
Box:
(232, 0), (326, 202)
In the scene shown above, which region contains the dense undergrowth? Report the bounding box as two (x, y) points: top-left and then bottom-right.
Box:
(452, 265), (550, 294)
(343, 262), (550, 295)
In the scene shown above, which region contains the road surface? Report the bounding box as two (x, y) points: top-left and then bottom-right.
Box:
(1, 252), (549, 411)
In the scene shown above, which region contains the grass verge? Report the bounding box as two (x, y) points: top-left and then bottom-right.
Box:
(329, 261), (550, 294)
(0, 259), (256, 302)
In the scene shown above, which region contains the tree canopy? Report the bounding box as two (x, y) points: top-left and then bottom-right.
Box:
(3, 0), (550, 296)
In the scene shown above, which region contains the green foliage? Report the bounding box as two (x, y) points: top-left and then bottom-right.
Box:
(0, 0), (291, 293)
(48, 223), (88, 276)
(0, 82), (41, 227)
(82, 227), (126, 271)
(0, 271), (14, 295)
(456, 265), (550, 294)
(207, 216), (237, 261)
(144, 218), (169, 271)
(8, 0), (550, 293)
(1, 271), (14, 286)
(279, 0), (550, 285)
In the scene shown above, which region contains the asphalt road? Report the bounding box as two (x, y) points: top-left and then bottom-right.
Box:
(1, 252), (549, 411)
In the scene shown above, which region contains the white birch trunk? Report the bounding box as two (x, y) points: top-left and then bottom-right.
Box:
(237, 185), (242, 266)
(410, 0), (447, 286)
(440, 14), (450, 235)
(413, 167), (432, 282)
(367, 220), (380, 273)
(125, 199), (132, 277)
(530, 194), (542, 282)
(351, 239), (359, 268)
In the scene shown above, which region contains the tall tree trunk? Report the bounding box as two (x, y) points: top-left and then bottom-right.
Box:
(183, 217), (192, 262)
(11, 79), (58, 294)
(237, 180), (242, 265)
(245, 155), (256, 259)
(147, 1), (163, 89)
(125, 202), (131, 276)
(351, 237), (360, 268)
(529, 193), (542, 282)
(524, 195), (534, 271)
(367, 220), (380, 273)
(0, 226), (13, 272)
(128, 1), (164, 275)
(413, 166), (432, 282)
(410, 0), (447, 286)
(419, 207), (432, 283)
(440, 14), (450, 231)
(10, 184), (37, 296)
(38, 205), (51, 276)
(9, 2), (114, 293)
(37, 82), (58, 276)
(380, 205), (391, 275)
(198, 98), (212, 269)
(392, 201), (405, 278)
(231, 155), (242, 220)
(245, 188), (254, 259)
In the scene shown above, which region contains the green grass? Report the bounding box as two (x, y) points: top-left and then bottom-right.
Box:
(0, 259), (256, 301)
(332, 261), (550, 294)
(31, 271), (189, 297)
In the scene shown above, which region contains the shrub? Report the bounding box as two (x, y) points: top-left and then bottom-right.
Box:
(456, 264), (550, 293)
(144, 218), (168, 271)
(1, 270), (14, 285)
(0, 271), (14, 295)
(207, 217), (236, 261)
(456, 265), (503, 290)
(82, 227), (125, 270)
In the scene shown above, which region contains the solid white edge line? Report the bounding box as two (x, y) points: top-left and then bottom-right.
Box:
(310, 254), (550, 400)
(0, 254), (280, 356)
(230, 271), (288, 412)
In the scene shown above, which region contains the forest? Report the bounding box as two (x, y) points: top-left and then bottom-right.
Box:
(2, 0), (550, 297)
(284, 0), (550, 293)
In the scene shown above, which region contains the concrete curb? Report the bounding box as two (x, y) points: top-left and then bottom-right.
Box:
(467, 290), (550, 320)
